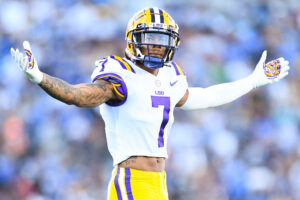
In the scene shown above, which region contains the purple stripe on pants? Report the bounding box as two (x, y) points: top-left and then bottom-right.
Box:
(114, 168), (122, 200)
(125, 168), (134, 200)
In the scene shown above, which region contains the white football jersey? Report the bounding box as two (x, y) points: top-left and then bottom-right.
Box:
(91, 55), (188, 166)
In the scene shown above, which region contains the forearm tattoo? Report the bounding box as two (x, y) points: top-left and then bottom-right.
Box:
(38, 74), (114, 107)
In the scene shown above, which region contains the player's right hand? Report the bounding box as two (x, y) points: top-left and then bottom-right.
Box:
(249, 50), (290, 88)
(11, 41), (43, 84)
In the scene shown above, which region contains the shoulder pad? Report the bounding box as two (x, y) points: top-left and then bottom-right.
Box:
(171, 62), (186, 76)
(95, 55), (135, 73)
(109, 55), (136, 73)
(94, 56), (109, 66)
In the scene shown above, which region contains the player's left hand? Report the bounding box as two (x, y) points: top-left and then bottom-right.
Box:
(249, 50), (290, 88)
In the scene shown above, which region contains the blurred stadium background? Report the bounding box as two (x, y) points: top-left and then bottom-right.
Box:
(0, 0), (300, 199)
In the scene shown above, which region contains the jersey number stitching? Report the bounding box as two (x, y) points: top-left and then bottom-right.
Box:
(151, 96), (170, 148)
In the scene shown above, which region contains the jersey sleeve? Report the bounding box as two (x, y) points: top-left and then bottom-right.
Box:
(91, 55), (133, 106)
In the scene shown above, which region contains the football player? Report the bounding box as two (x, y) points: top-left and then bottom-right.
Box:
(11, 7), (289, 200)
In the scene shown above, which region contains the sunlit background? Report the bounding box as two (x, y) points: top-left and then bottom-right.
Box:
(0, 0), (300, 199)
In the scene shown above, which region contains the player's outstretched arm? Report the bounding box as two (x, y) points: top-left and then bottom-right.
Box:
(40, 75), (115, 107)
(11, 41), (117, 107)
(179, 50), (290, 110)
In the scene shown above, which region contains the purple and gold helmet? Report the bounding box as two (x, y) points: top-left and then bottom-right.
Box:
(125, 7), (180, 69)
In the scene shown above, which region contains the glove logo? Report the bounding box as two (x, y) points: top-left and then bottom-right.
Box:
(25, 50), (34, 69)
(263, 59), (281, 79)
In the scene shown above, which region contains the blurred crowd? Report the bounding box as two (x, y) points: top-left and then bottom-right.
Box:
(0, 0), (300, 199)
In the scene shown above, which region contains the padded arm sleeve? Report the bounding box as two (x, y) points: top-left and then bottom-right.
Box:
(181, 76), (254, 110)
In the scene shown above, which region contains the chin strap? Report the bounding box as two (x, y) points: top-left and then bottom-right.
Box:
(125, 48), (166, 69)
(143, 56), (164, 69)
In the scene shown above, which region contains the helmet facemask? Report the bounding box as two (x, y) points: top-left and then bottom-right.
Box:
(130, 30), (179, 69)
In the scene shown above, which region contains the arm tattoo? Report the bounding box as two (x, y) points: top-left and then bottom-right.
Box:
(38, 73), (115, 107)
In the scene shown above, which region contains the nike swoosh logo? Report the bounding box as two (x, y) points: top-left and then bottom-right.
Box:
(170, 80), (178, 87)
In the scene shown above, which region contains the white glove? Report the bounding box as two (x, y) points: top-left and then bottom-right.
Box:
(11, 41), (43, 84)
(249, 50), (290, 88)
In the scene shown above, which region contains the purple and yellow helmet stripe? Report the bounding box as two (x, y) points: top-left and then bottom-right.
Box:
(149, 8), (155, 22)
(159, 9), (164, 23)
(146, 7), (169, 25)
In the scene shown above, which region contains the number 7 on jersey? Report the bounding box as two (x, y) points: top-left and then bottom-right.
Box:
(151, 96), (171, 147)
